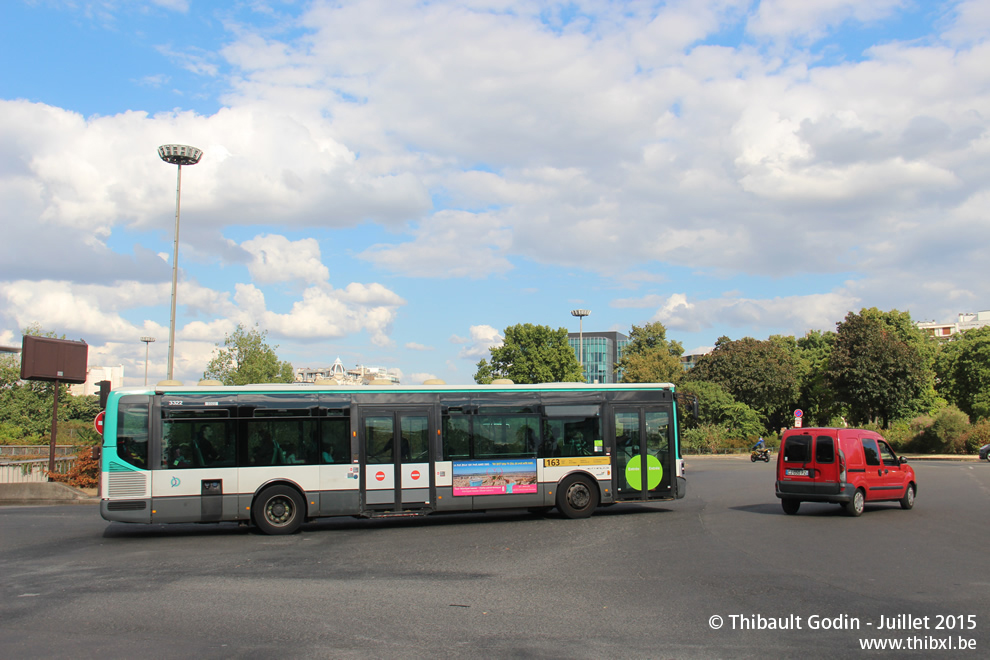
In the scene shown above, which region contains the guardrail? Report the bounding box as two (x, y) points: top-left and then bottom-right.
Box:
(0, 457), (77, 484)
(0, 445), (77, 457)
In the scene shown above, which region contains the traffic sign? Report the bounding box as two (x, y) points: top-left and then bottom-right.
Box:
(94, 410), (105, 435)
(794, 409), (803, 418)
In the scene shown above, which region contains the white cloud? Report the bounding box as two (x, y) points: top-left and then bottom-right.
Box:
(747, 0), (909, 41)
(405, 342), (433, 351)
(359, 210), (513, 278)
(456, 324), (503, 360)
(241, 234), (330, 285)
(649, 292), (860, 337)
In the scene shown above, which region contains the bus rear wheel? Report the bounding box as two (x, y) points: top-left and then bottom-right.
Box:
(556, 475), (599, 519)
(254, 485), (304, 535)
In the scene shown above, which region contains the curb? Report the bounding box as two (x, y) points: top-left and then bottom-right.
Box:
(0, 482), (99, 507)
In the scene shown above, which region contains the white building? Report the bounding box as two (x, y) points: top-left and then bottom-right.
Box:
(295, 358), (400, 385)
(916, 311), (990, 340)
(69, 365), (124, 396)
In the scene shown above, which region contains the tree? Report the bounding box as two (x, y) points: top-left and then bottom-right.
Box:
(685, 335), (800, 433)
(617, 321), (684, 384)
(794, 329), (839, 427)
(936, 326), (990, 420)
(203, 324), (295, 386)
(0, 325), (74, 441)
(826, 308), (930, 428)
(473, 323), (583, 384)
(678, 380), (764, 438)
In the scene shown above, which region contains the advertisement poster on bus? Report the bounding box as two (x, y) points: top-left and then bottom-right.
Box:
(452, 459), (538, 496)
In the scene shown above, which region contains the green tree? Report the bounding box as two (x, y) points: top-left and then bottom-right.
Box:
(794, 329), (839, 426)
(685, 335), (800, 433)
(0, 325), (75, 442)
(203, 324), (295, 386)
(826, 308), (930, 428)
(678, 381), (764, 438)
(935, 326), (990, 420)
(617, 321), (684, 384)
(473, 323), (583, 384)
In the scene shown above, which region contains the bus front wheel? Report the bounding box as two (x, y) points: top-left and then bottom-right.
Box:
(254, 485), (305, 535)
(556, 475), (599, 519)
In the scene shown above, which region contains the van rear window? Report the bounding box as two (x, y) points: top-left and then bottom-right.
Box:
(815, 436), (835, 463)
(783, 435), (811, 462)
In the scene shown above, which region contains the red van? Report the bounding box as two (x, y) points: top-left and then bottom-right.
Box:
(775, 428), (916, 516)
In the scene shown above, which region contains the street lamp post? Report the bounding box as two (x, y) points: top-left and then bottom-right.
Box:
(571, 309), (590, 383)
(140, 337), (156, 386)
(158, 144), (203, 382)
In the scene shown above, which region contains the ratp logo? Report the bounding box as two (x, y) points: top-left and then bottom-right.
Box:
(170, 476), (180, 488)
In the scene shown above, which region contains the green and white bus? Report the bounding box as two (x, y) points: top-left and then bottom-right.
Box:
(101, 381), (687, 534)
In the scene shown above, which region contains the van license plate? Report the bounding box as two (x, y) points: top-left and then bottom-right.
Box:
(785, 469), (808, 477)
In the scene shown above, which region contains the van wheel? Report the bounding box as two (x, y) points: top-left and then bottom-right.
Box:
(253, 485), (304, 535)
(899, 484), (916, 510)
(781, 499), (800, 515)
(556, 475), (599, 519)
(844, 489), (865, 517)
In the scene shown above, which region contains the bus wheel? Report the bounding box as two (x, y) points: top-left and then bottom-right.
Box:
(556, 475), (599, 519)
(254, 485), (304, 535)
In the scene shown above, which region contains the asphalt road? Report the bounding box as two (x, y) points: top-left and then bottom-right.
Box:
(1, 457), (988, 659)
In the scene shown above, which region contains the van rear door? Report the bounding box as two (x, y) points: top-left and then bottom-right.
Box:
(812, 434), (841, 495)
(780, 433), (815, 495)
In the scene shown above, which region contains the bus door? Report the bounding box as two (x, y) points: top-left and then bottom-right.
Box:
(613, 407), (673, 501)
(360, 408), (434, 510)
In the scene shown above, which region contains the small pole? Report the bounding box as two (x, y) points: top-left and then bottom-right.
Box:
(48, 379), (60, 478)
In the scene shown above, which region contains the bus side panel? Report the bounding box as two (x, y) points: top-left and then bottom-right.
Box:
(318, 464), (361, 515)
(150, 469), (241, 523)
(434, 486), (460, 511)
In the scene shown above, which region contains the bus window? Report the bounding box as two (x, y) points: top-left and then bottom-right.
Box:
(544, 405), (601, 457)
(474, 415), (538, 459)
(442, 414), (471, 460)
(116, 398), (150, 469)
(401, 415), (429, 461)
(246, 417), (317, 466)
(645, 412), (669, 457)
(162, 410), (234, 469)
(321, 416), (350, 464)
(365, 416), (394, 464)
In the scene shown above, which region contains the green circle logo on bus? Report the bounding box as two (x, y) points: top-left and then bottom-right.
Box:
(625, 455), (663, 490)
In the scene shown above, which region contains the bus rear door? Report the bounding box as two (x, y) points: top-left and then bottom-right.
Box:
(360, 408), (434, 511)
(613, 407), (673, 501)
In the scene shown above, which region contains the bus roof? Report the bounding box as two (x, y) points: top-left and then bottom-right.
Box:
(111, 381), (678, 397)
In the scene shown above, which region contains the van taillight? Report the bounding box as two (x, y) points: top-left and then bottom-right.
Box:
(838, 448), (846, 483)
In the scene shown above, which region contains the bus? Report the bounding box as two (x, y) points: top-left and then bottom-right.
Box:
(101, 381), (688, 534)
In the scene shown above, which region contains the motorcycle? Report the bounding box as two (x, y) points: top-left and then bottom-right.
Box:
(750, 447), (771, 462)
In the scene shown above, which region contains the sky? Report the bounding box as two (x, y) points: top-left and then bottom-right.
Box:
(1, 0), (988, 387)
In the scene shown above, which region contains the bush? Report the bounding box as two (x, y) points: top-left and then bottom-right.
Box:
(903, 406), (970, 453)
(47, 447), (100, 489)
(931, 406), (970, 453)
(881, 420), (913, 452)
(681, 424), (731, 454)
(963, 418), (990, 454)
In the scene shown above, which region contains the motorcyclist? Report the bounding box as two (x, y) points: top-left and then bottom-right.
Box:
(752, 437), (765, 451)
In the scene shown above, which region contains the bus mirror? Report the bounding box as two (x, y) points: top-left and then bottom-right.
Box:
(97, 380), (111, 409)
